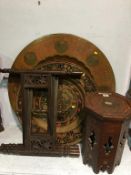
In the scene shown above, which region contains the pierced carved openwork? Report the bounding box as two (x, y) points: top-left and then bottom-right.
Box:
(13, 55), (96, 145)
(88, 130), (96, 149)
(0, 69), (81, 156)
(104, 136), (114, 155)
(23, 74), (48, 88)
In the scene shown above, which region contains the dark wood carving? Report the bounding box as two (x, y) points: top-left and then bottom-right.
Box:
(81, 92), (131, 173)
(0, 69), (82, 157)
(9, 55), (97, 145)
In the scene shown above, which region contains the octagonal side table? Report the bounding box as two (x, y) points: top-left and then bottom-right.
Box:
(81, 92), (131, 174)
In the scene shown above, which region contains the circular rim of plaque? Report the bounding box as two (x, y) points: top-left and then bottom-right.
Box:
(8, 33), (115, 145)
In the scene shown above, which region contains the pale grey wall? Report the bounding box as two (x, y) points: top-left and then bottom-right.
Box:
(0, 0), (131, 126)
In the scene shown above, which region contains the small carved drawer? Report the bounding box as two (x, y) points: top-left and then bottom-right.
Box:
(81, 92), (131, 174)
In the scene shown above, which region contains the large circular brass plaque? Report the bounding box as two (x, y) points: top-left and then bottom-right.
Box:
(8, 34), (115, 145)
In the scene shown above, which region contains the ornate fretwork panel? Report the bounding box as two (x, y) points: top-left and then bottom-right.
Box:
(16, 55), (96, 145)
(23, 74), (48, 88)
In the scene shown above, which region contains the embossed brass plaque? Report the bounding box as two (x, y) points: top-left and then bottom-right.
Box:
(8, 34), (115, 145)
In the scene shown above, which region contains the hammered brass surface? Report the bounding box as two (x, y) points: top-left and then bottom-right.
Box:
(8, 34), (115, 145)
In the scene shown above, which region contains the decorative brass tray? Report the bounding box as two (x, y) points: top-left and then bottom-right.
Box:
(8, 34), (115, 145)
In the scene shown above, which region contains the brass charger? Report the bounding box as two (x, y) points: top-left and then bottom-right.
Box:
(8, 33), (115, 145)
